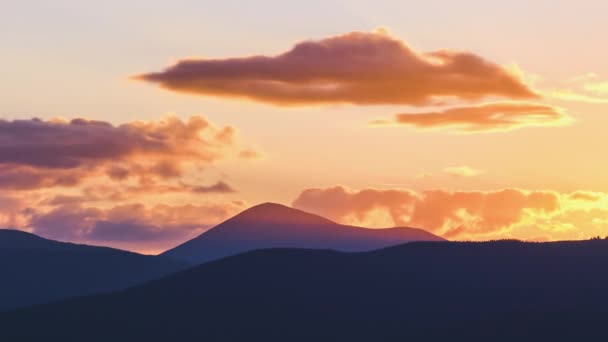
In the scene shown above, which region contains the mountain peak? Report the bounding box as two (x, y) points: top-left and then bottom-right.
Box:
(229, 202), (335, 226)
(162, 203), (444, 263)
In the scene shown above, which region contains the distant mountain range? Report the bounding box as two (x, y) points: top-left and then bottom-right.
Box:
(4, 239), (608, 341)
(0, 229), (188, 312)
(0, 203), (442, 311)
(10, 204), (608, 340)
(163, 202), (444, 263)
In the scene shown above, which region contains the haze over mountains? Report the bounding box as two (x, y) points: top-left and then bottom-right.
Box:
(163, 202), (444, 263)
(4, 239), (608, 341)
(0, 229), (188, 312)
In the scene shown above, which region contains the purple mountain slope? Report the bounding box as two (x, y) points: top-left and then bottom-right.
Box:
(162, 202), (444, 263)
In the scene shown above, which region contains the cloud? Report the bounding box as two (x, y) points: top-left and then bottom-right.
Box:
(0, 114), (257, 253)
(238, 148), (263, 159)
(0, 165), (86, 190)
(0, 194), (31, 228)
(444, 166), (484, 177)
(545, 73), (608, 104)
(292, 185), (560, 239)
(192, 181), (236, 194)
(547, 91), (608, 104)
(373, 102), (569, 132)
(136, 30), (536, 106)
(568, 191), (602, 202)
(0, 116), (251, 190)
(584, 81), (608, 95)
(292, 186), (608, 241)
(293, 186), (418, 225)
(27, 201), (247, 253)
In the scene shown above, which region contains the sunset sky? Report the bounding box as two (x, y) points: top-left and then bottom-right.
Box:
(2, 0), (608, 253)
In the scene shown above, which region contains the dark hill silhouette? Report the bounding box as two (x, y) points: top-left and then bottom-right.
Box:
(4, 239), (608, 341)
(0, 229), (69, 250)
(162, 202), (444, 263)
(0, 229), (189, 312)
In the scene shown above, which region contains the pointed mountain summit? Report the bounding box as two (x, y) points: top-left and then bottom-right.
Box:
(162, 202), (444, 263)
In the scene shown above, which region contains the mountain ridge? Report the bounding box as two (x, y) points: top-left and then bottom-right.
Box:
(162, 202), (444, 263)
(0, 229), (188, 312)
(5, 239), (608, 341)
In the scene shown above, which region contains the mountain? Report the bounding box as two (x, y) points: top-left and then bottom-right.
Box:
(4, 239), (608, 341)
(0, 229), (189, 312)
(162, 202), (444, 263)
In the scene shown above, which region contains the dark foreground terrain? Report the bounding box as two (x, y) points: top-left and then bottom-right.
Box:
(0, 229), (188, 312)
(3, 239), (608, 341)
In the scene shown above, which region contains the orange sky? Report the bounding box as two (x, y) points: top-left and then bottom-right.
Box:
(2, 1), (608, 253)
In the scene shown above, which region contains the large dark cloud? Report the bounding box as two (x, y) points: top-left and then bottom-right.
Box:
(373, 102), (568, 132)
(137, 30), (537, 106)
(0, 116), (248, 190)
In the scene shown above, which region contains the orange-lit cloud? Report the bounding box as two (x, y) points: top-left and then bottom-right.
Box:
(568, 191), (602, 202)
(0, 194), (30, 228)
(136, 30), (537, 106)
(444, 166), (484, 177)
(0, 115), (260, 253)
(292, 186), (608, 241)
(239, 148), (263, 159)
(548, 91), (608, 104)
(293, 186), (559, 239)
(292, 185), (608, 241)
(546, 73), (608, 104)
(192, 181), (237, 194)
(373, 102), (569, 132)
(0, 116), (250, 191)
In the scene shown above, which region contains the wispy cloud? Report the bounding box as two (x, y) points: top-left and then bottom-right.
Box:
(545, 73), (608, 104)
(372, 102), (570, 132)
(444, 166), (485, 177)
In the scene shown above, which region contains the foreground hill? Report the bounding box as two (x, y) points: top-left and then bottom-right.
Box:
(0, 229), (188, 312)
(162, 202), (444, 263)
(4, 239), (608, 340)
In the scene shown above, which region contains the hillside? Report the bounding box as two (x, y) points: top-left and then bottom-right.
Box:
(0, 229), (188, 312)
(4, 239), (608, 340)
(163, 202), (444, 263)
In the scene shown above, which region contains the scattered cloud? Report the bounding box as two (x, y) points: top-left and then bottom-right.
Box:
(136, 30), (537, 106)
(547, 91), (608, 104)
(373, 102), (569, 132)
(27, 201), (247, 254)
(545, 73), (608, 104)
(292, 185), (608, 241)
(0, 116), (253, 190)
(239, 148), (263, 159)
(192, 181), (237, 194)
(0, 194), (31, 228)
(568, 191), (602, 202)
(0, 115), (260, 253)
(444, 166), (485, 178)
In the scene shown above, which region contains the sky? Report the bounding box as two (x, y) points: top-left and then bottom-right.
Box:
(2, 0), (608, 253)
